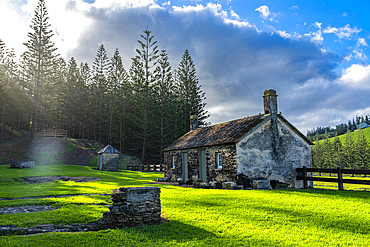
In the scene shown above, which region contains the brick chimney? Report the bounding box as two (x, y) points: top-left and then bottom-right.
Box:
(190, 115), (198, 131)
(263, 89), (278, 116)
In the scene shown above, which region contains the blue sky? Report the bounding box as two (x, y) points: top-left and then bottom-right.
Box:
(1, 0), (370, 134)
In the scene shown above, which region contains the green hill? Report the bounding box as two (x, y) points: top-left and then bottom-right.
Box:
(314, 127), (370, 145)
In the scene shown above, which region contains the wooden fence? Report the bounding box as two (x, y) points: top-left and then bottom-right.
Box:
(296, 166), (370, 190)
(126, 164), (164, 172)
(42, 129), (67, 137)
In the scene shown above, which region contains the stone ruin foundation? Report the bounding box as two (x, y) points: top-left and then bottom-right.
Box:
(96, 187), (161, 227)
(0, 187), (163, 235)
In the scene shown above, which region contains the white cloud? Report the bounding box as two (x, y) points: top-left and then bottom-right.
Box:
(339, 64), (370, 88)
(276, 30), (291, 38)
(323, 24), (361, 39)
(311, 31), (324, 44)
(162, 1), (170, 6)
(173, 3), (207, 12)
(255, 5), (270, 18)
(302, 23), (324, 44)
(314, 22), (322, 29)
(255, 5), (278, 22)
(230, 9), (239, 19)
(357, 38), (368, 46)
(173, 3), (252, 28)
(92, 0), (157, 9)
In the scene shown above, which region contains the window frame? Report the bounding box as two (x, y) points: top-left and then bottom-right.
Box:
(172, 155), (175, 169)
(216, 152), (222, 169)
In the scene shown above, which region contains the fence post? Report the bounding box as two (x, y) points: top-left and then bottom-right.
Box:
(303, 166), (307, 189)
(337, 167), (343, 191)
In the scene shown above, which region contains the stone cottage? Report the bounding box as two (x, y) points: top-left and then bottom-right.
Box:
(97, 145), (120, 172)
(163, 89), (313, 188)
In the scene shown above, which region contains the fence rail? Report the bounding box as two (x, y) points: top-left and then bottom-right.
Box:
(296, 166), (370, 190)
(42, 129), (67, 137)
(126, 164), (164, 172)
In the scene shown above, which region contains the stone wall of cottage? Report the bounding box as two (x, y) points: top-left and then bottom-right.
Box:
(164, 144), (237, 183)
(164, 150), (182, 181)
(206, 144), (237, 182)
(236, 118), (312, 188)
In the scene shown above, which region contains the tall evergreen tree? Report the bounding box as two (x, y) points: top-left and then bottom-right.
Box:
(312, 132), (323, 168)
(132, 28), (159, 163)
(0, 39), (8, 141)
(92, 44), (109, 142)
(22, 0), (58, 141)
(322, 129), (333, 168)
(176, 49), (209, 133)
(355, 127), (368, 170)
(332, 132), (343, 168)
(108, 48), (127, 146)
(79, 62), (91, 140)
(343, 129), (356, 169)
(153, 48), (178, 162)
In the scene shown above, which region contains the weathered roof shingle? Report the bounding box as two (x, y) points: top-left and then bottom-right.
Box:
(164, 114), (267, 151)
(164, 114), (313, 152)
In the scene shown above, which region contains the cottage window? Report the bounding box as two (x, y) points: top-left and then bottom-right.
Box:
(216, 152), (222, 169)
(172, 156), (175, 169)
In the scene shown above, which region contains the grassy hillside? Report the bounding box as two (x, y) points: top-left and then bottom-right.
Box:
(1, 165), (370, 246)
(314, 127), (370, 145)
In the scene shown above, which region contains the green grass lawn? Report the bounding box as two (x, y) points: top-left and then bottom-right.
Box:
(1, 165), (370, 246)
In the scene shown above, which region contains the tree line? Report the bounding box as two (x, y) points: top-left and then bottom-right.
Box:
(0, 0), (209, 163)
(307, 114), (370, 142)
(312, 128), (370, 170)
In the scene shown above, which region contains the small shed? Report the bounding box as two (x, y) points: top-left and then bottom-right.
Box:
(97, 145), (120, 172)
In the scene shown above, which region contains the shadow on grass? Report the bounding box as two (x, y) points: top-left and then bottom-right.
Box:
(275, 188), (370, 201)
(0, 220), (289, 247)
(234, 189), (370, 235)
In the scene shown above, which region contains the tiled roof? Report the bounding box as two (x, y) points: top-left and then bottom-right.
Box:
(163, 114), (267, 151)
(98, 145), (120, 154)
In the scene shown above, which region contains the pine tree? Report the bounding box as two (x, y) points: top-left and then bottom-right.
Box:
(176, 49), (209, 133)
(343, 129), (356, 169)
(22, 0), (58, 141)
(79, 62), (91, 140)
(108, 48), (127, 146)
(312, 132), (323, 168)
(332, 132), (343, 168)
(132, 28), (159, 163)
(153, 48), (178, 162)
(92, 44), (109, 143)
(355, 127), (368, 170)
(322, 129), (333, 168)
(0, 39), (8, 140)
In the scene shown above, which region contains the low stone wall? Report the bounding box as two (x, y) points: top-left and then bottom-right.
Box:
(0, 187), (164, 235)
(97, 187), (161, 227)
(10, 161), (35, 169)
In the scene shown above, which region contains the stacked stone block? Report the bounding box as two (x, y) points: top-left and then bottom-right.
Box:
(97, 187), (161, 227)
(10, 161), (35, 169)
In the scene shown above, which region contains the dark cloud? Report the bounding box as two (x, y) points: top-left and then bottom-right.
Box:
(68, 4), (350, 133)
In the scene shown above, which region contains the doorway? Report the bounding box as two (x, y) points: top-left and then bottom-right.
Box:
(182, 151), (188, 181)
(199, 149), (206, 182)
